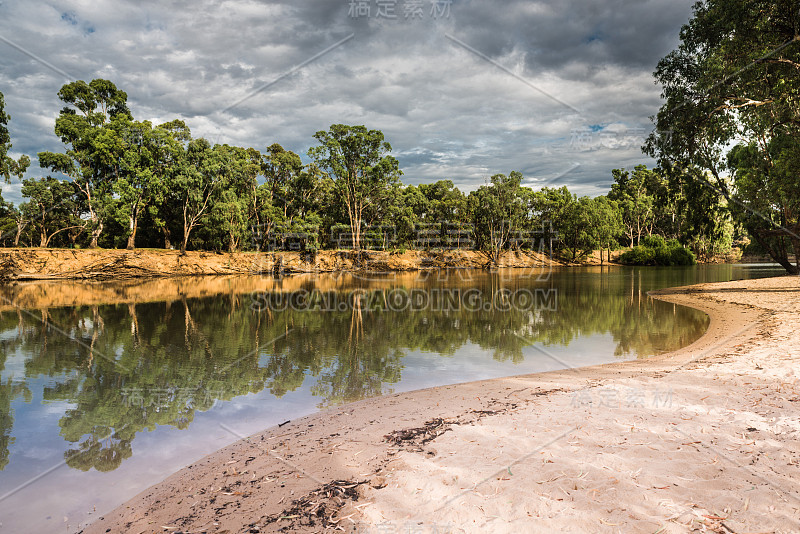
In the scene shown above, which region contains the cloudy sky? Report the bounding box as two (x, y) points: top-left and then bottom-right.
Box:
(0, 0), (696, 204)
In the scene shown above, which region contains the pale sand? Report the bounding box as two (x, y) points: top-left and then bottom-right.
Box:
(82, 275), (800, 534)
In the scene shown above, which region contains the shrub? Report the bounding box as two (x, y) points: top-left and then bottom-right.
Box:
(620, 246), (655, 265)
(668, 246), (696, 266)
(640, 235), (666, 249)
(620, 239), (696, 266)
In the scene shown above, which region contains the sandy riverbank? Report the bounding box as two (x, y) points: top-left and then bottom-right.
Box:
(80, 274), (800, 534)
(0, 248), (567, 281)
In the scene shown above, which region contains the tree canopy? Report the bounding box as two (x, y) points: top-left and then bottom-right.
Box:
(645, 0), (800, 273)
(0, 78), (752, 264)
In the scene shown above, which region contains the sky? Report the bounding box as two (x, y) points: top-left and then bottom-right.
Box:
(0, 0), (697, 204)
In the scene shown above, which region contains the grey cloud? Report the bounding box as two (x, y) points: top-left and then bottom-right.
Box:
(0, 0), (696, 201)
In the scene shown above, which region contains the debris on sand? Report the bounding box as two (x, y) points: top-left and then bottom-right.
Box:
(260, 479), (367, 532)
(383, 417), (455, 446)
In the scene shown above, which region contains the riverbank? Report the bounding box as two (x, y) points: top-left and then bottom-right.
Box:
(0, 248), (768, 283)
(0, 248), (566, 281)
(80, 274), (800, 533)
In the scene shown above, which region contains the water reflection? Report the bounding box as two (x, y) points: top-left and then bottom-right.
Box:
(0, 268), (743, 475)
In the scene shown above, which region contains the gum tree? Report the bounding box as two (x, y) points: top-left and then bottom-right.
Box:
(171, 138), (225, 253)
(38, 79), (130, 248)
(263, 143), (302, 221)
(588, 196), (624, 264)
(646, 0), (800, 273)
(209, 145), (261, 252)
(20, 176), (81, 247)
(608, 165), (659, 247)
(113, 119), (183, 249)
(309, 125), (402, 250)
(151, 120), (192, 249)
(467, 172), (527, 265)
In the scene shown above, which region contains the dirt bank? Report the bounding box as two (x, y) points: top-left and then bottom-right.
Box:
(0, 248), (566, 281)
(79, 274), (800, 533)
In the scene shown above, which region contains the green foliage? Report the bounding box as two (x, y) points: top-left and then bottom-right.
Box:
(620, 240), (696, 266)
(0, 80), (744, 257)
(645, 0), (800, 273)
(467, 172), (527, 264)
(309, 125), (402, 250)
(640, 235), (665, 249)
(609, 165), (658, 247)
(620, 246), (654, 265)
(38, 79), (131, 248)
(20, 176), (82, 247)
(666, 246), (696, 266)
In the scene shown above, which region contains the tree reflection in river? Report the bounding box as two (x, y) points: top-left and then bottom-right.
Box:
(0, 269), (712, 472)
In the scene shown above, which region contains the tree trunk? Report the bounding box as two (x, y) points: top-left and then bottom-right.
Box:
(89, 219), (102, 248)
(181, 209), (191, 253)
(351, 211), (361, 250)
(13, 222), (24, 247)
(126, 215), (137, 250)
(792, 236), (800, 275)
(163, 227), (171, 249)
(181, 220), (193, 254)
(752, 229), (799, 275)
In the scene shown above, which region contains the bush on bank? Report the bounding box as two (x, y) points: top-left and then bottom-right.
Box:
(619, 236), (696, 266)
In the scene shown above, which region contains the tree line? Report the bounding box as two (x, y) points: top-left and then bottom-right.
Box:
(2, 1), (798, 273)
(0, 81), (742, 264)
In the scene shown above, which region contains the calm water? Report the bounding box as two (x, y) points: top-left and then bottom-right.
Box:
(0, 264), (785, 532)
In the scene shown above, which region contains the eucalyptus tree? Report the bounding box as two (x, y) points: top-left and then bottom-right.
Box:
(467, 171), (527, 264)
(170, 138), (226, 253)
(608, 165), (659, 247)
(0, 195), (15, 246)
(38, 79), (131, 248)
(209, 144), (262, 251)
(260, 146), (330, 249)
(533, 192), (601, 263)
(588, 196), (624, 264)
(287, 163), (330, 223)
(309, 125), (402, 250)
(263, 143), (302, 220)
(645, 0), (800, 273)
(659, 164), (736, 259)
(418, 180), (467, 223)
(113, 119), (184, 249)
(20, 176), (81, 247)
(149, 120), (191, 249)
(529, 185), (575, 256)
(416, 180), (469, 247)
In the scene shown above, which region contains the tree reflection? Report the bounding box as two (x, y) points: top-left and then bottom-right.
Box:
(0, 269), (709, 472)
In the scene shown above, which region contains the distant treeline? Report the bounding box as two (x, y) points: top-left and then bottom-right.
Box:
(0, 81), (738, 262)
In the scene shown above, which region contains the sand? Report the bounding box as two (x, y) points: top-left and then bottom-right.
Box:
(0, 248), (563, 281)
(80, 274), (800, 534)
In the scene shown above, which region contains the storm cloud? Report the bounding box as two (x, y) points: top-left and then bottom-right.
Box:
(0, 0), (696, 203)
